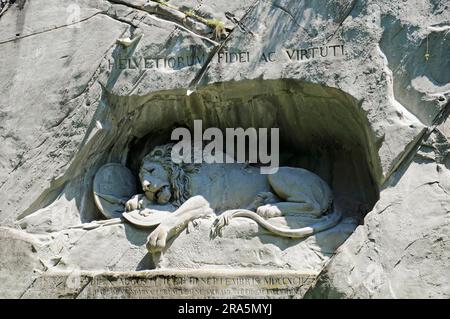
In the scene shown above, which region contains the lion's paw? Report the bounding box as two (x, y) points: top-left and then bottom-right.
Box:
(256, 204), (281, 219)
(187, 219), (201, 233)
(125, 194), (144, 212)
(146, 225), (168, 253)
(211, 211), (233, 237)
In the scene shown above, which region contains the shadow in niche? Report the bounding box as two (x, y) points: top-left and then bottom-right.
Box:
(115, 79), (382, 268)
(122, 79), (381, 209)
(16, 78), (381, 271)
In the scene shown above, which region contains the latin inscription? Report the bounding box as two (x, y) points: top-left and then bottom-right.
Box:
(85, 273), (316, 298)
(21, 271), (317, 298)
(108, 43), (345, 70)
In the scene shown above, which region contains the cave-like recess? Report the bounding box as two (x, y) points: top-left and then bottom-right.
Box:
(20, 79), (382, 227)
(115, 79), (380, 222)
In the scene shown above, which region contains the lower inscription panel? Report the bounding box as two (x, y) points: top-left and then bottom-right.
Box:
(22, 270), (318, 299)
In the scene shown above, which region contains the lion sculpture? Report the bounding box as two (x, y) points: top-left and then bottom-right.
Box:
(122, 143), (341, 252)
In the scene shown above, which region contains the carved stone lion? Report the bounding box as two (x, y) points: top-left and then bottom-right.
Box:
(122, 143), (341, 252)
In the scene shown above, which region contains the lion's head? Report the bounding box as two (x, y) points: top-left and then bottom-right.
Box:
(139, 143), (199, 207)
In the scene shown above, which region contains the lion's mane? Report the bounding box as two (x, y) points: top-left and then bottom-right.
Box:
(141, 144), (200, 207)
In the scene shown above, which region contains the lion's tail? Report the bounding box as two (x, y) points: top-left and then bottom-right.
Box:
(225, 207), (342, 238)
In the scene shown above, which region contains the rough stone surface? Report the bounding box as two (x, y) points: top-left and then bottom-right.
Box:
(0, 0), (449, 298)
(154, 217), (357, 271)
(306, 131), (450, 298)
(21, 270), (317, 299)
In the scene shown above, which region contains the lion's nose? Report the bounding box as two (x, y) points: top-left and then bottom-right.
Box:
(142, 180), (151, 191)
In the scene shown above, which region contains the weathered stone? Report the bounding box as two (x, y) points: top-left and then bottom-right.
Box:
(306, 134), (450, 298)
(154, 217), (357, 271)
(0, 0), (449, 299)
(20, 270), (316, 299)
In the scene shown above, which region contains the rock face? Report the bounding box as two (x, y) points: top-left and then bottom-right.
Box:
(0, 0), (449, 298)
(306, 128), (450, 299)
(153, 217), (357, 271)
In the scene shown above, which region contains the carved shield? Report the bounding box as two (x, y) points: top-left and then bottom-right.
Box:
(93, 163), (137, 218)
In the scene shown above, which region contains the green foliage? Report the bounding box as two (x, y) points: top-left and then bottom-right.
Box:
(185, 9), (196, 18)
(152, 0), (226, 39)
(206, 18), (225, 39)
(154, 0), (177, 10)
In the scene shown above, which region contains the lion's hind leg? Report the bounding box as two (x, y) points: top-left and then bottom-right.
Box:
(256, 201), (322, 218)
(247, 191), (280, 211)
(267, 168), (332, 217)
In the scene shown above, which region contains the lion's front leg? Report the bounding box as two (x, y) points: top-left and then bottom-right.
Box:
(146, 215), (177, 252)
(146, 195), (214, 253)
